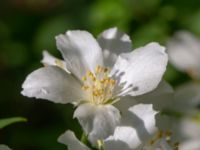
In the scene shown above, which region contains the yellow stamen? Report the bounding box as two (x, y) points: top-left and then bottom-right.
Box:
(149, 130), (179, 150)
(82, 85), (89, 90)
(82, 65), (116, 105)
(82, 76), (87, 81)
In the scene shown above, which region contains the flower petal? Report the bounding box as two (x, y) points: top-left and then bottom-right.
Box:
(169, 82), (200, 115)
(74, 103), (121, 146)
(104, 126), (141, 150)
(180, 119), (200, 140)
(58, 130), (90, 150)
(41, 50), (69, 73)
(111, 42), (168, 96)
(0, 145), (12, 150)
(139, 81), (200, 116)
(104, 104), (158, 150)
(97, 27), (132, 67)
(180, 139), (200, 150)
(122, 104), (158, 136)
(135, 80), (174, 111)
(56, 30), (103, 80)
(167, 31), (200, 79)
(113, 96), (137, 116)
(21, 66), (84, 104)
(115, 81), (173, 115)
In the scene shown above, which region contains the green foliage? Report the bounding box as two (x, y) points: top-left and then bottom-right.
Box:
(34, 16), (75, 54)
(89, 0), (131, 33)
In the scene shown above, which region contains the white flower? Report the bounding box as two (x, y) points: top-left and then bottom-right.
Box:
(167, 31), (200, 79)
(126, 73), (200, 150)
(157, 114), (200, 150)
(21, 27), (168, 145)
(131, 80), (200, 150)
(140, 81), (200, 117)
(58, 104), (175, 150)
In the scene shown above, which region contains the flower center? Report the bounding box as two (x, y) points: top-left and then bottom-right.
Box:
(81, 65), (116, 105)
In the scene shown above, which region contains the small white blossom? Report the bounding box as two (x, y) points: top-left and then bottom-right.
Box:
(140, 80), (200, 117)
(167, 31), (200, 79)
(134, 80), (200, 150)
(167, 31), (200, 117)
(58, 104), (175, 150)
(133, 80), (200, 150)
(135, 80), (200, 117)
(157, 114), (200, 150)
(22, 27), (168, 145)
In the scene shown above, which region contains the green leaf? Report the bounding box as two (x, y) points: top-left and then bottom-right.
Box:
(0, 117), (27, 129)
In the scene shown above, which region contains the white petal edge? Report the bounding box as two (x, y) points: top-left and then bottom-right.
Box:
(135, 80), (174, 111)
(113, 96), (137, 117)
(97, 27), (132, 68)
(74, 103), (121, 146)
(125, 104), (158, 137)
(136, 80), (174, 97)
(56, 30), (103, 80)
(104, 104), (158, 150)
(21, 66), (84, 104)
(111, 42), (168, 97)
(41, 50), (70, 73)
(104, 126), (141, 150)
(58, 130), (90, 150)
(115, 81), (173, 115)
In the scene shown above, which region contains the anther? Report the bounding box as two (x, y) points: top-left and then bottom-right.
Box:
(150, 139), (155, 145)
(173, 142), (179, 150)
(95, 65), (101, 73)
(157, 130), (163, 139)
(82, 65), (116, 105)
(82, 86), (89, 90)
(82, 76), (87, 81)
(104, 67), (108, 73)
(110, 79), (116, 85)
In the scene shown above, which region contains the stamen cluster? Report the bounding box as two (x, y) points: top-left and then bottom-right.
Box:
(82, 65), (116, 105)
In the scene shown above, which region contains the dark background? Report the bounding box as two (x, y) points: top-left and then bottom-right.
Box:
(0, 0), (199, 149)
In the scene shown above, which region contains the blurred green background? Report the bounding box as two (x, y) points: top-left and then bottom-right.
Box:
(0, 0), (199, 149)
